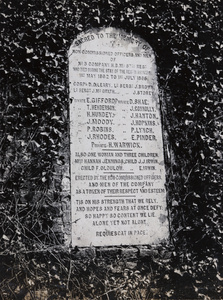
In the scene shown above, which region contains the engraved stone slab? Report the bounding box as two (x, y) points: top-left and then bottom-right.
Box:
(69, 27), (169, 247)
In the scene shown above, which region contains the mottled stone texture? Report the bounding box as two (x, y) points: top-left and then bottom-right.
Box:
(69, 27), (169, 247)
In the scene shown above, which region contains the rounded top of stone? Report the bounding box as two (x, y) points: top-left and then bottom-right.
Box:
(69, 27), (154, 57)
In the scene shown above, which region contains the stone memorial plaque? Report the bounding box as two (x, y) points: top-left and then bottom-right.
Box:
(69, 27), (169, 247)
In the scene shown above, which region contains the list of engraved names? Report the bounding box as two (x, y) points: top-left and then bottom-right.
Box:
(69, 28), (169, 247)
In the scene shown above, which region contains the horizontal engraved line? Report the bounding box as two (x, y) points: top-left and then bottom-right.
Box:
(103, 172), (134, 174)
(104, 195), (136, 198)
(102, 149), (133, 151)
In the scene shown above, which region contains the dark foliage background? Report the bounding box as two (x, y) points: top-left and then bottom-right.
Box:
(0, 0), (222, 298)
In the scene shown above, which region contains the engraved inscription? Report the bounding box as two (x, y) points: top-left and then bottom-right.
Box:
(69, 27), (169, 247)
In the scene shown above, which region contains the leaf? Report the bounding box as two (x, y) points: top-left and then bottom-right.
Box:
(7, 135), (13, 142)
(52, 115), (61, 120)
(166, 290), (174, 297)
(40, 132), (49, 137)
(26, 47), (34, 53)
(31, 140), (41, 148)
(174, 269), (183, 276)
(216, 273), (223, 281)
(2, 234), (10, 241)
(193, 192), (200, 198)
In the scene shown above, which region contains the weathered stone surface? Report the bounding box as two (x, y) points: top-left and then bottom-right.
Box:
(69, 27), (169, 247)
(97, 247), (121, 258)
(121, 248), (138, 259)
